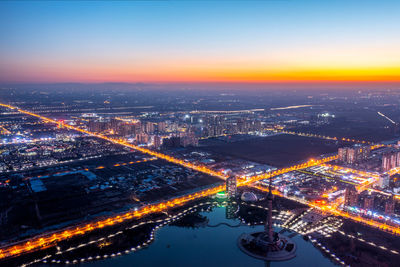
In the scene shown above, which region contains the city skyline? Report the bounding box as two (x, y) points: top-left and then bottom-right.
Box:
(1, 0), (400, 88)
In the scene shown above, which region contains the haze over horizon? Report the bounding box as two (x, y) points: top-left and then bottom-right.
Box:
(1, 0), (400, 89)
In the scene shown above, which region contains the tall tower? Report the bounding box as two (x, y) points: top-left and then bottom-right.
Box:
(226, 176), (237, 199)
(265, 176), (274, 243)
(238, 174), (296, 261)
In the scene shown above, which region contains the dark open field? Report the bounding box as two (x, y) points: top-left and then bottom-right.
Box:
(294, 108), (399, 142)
(200, 134), (340, 167)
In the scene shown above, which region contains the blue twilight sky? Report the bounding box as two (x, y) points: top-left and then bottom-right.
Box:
(0, 0), (399, 85)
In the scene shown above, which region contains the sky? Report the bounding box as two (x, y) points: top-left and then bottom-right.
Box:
(0, 0), (400, 88)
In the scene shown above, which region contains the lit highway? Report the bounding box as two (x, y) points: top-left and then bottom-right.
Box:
(0, 185), (225, 260)
(320, 164), (380, 192)
(0, 154), (333, 260)
(0, 125), (11, 135)
(0, 102), (398, 262)
(238, 156), (338, 186)
(377, 111), (396, 125)
(387, 166), (400, 176)
(253, 184), (400, 235)
(0, 103), (227, 180)
(275, 129), (387, 147)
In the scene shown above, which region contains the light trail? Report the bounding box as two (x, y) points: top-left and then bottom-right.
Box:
(270, 104), (316, 110)
(276, 129), (382, 146)
(189, 109), (265, 114)
(377, 111), (396, 125)
(98, 157), (156, 169)
(387, 166), (400, 176)
(114, 117), (140, 124)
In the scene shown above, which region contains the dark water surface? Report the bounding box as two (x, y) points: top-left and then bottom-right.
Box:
(84, 207), (336, 267)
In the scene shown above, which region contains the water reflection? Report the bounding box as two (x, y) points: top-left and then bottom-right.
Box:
(31, 201), (337, 267)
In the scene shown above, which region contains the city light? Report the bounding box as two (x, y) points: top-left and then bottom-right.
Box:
(1, 101), (400, 263)
(2, 2), (400, 265)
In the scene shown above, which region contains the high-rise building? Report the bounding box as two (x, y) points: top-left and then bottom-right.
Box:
(136, 133), (149, 144)
(338, 145), (370, 164)
(382, 150), (400, 172)
(119, 123), (135, 136)
(338, 147), (348, 162)
(153, 135), (162, 149)
(180, 131), (198, 147)
(363, 195), (374, 210)
(88, 120), (106, 133)
(384, 196), (395, 215)
(162, 136), (181, 148)
(378, 174), (390, 188)
(390, 153), (397, 170)
(357, 146), (370, 161)
(226, 176), (237, 199)
(133, 122), (141, 135)
(382, 153), (392, 172)
(344, 186), (358, 207)
(347, 148), (357, 164)
(145, 122), (155, 134)
(396, 151), (400, 167)
(110, 118), (120, 132)
(157, 122), (166, 133)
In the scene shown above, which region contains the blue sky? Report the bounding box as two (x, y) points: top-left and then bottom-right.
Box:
(1, 1), (399, 85)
